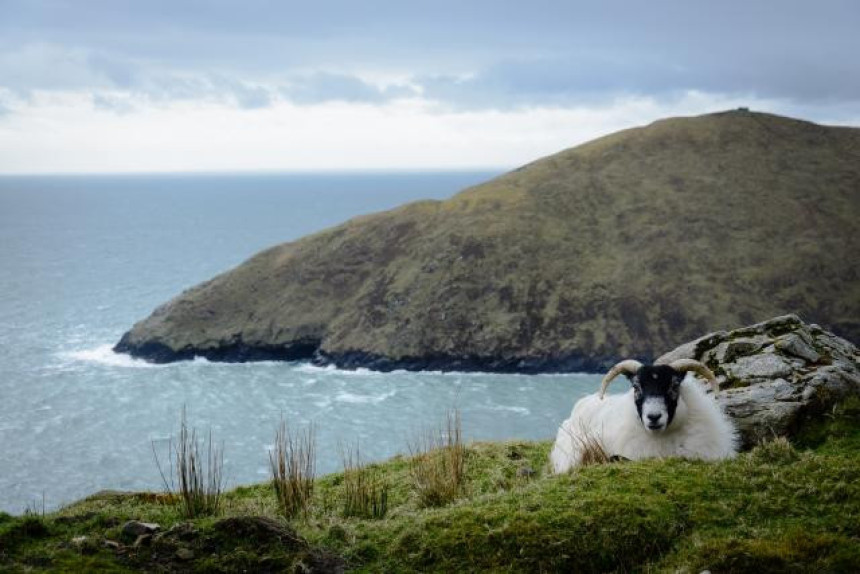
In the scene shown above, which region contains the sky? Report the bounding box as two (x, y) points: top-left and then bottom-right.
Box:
(0, 0), (859, 174)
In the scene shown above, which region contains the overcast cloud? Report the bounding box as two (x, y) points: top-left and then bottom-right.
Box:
(1, 0), (858, 172)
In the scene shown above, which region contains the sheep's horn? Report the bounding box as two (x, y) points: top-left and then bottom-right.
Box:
(599, 360), (643, 399)
(669, 359), (720, 394)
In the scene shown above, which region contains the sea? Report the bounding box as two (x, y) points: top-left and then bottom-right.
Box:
(0, 171), (598, 514)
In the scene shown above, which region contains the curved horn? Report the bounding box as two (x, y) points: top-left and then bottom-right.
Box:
(669, 359), (720, 394)
(599, 360), (643, 399)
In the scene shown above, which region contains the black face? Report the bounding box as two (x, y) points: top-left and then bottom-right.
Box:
(626, 365), (686, 432)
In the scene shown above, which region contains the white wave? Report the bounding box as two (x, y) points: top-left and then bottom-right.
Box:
(482, 404), (531, 415)
(334, 389), (397, 405)
(312, 397), (332, 409)
(60, 344), (162, 368)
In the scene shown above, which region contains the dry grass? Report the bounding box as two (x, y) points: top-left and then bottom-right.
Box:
(269, 420), (316, 519)
(554, 422), (611, 470)
(153, 406), (224, 518)
(408, 409), (467, 508)
(571, 423), (611, 467)
(340, 443), (389, 519)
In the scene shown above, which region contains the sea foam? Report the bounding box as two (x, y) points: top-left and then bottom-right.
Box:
(61, 344), (162, 368)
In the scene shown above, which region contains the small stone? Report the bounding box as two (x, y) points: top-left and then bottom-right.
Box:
(121, 520), (160, 539)
(71, 535), (88, 546)
(175, 548), (195, 561)
(517, 466), (535, 478)
(166, 522), (197, 541)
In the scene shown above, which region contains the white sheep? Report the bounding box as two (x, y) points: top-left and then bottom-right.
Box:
(550, 359), (738, 473)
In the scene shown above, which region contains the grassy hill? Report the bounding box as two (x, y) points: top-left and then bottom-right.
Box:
(116, 109), (860, 371)
(2, 399), (859, 572)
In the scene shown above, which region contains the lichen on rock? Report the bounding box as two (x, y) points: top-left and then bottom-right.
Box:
(657, 314), (860, 448)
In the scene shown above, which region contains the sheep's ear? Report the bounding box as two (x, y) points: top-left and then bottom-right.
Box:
(625, 372), (640, 386)
(671, 371), (686, 388)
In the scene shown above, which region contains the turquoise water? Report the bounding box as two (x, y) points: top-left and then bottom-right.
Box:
(0, 172), (598, 514)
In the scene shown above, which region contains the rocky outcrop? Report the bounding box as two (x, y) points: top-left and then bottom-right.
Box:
(657, 314), (860, 448)
(115, 110), (860, 370)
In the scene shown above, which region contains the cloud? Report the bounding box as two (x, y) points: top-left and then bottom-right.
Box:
(91, 93), (134, 114)
(3, 88), (859, 174)
(1, 0), (859, 171)
(2, 1), (858, 111)
(417, 51), (860, 111)
(280, 72), (416, 105)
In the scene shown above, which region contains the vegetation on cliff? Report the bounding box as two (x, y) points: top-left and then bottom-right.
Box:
(116, 109), (860, 371)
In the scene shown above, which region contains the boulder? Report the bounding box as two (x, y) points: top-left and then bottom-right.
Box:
(657, 314), (860, 448)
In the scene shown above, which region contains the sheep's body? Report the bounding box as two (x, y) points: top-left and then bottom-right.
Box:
(550, 375), (737, 473)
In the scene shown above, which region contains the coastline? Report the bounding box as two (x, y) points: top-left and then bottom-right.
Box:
(113, 334), (630, 374)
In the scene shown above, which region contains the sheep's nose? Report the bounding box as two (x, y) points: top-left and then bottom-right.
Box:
(647, 413), (661, 423)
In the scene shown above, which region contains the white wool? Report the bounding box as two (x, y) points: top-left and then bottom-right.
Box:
(550, 374), (738, 473)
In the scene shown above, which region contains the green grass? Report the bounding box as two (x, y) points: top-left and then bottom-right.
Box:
(2, 401), (859, 572)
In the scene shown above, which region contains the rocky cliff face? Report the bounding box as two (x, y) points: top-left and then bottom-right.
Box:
(658, 314), (860, 448)
(115, 110), (860, 371)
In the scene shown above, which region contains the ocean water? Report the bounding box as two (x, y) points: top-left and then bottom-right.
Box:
(0, 172), (599, 514)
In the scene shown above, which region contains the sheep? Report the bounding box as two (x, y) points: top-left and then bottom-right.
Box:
(550, 359), (737, 473)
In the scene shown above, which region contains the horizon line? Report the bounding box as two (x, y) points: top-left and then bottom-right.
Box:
(0, 166), (512, 178)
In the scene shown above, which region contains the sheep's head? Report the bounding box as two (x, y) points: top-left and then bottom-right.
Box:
(599, 359), (719, 433)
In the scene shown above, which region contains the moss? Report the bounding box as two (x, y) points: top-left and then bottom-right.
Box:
(671, 531), (860, 573)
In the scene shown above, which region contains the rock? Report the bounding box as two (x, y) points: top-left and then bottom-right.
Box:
(516, 466), (536, 479)
(775, 333), (820, 363)
(724, 353), (795, 381)
(658, 314), (860, 448)
(121, 520), (160, 540)
(175, 548), (194, 561)
(164, 522), (197, 542)
(67, 535), (101, 555)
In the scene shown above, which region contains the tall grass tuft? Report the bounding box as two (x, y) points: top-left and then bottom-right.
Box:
(153, 406), (224, 519)
(409, 409), (467, 508)
(569, 422), (611, 467)
(340, 443), (389, 519)
(269, 419), (316, 519)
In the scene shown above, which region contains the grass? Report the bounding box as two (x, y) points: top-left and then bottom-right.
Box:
(269, 419), (316, 519)
(340, 443), (390, 519)
(2, 398), (859, 572)
(408, 409), (467, 508)
(152, 406), (224, 519)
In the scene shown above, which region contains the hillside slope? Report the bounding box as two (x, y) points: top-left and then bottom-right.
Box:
(116, 109), (860, 371)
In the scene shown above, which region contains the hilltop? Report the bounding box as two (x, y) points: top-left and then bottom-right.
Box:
(116, 109), (860, 371)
